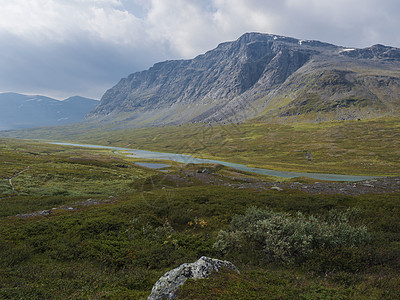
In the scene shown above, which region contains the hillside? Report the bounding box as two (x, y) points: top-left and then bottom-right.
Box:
(0, 93), (98, 130)
(85, 32), (400, 126)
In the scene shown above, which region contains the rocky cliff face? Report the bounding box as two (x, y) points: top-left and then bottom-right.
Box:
(86, 33), (400, 126)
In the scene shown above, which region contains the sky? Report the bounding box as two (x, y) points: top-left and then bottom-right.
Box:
(1, 0), (400, 100)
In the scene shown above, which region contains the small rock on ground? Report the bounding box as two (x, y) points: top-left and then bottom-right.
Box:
(148, 256), (239, 300)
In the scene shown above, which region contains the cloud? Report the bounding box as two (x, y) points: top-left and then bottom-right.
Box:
(0, 0), (172, 98)
(149, 0), (400, 55)
(0, 0), (399, 99)
(0, 1), (135, 43)
(272, 0), (400, 47)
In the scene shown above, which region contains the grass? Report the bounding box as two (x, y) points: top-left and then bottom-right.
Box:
(178, 266), (400, 299)
(0, 138), (399, 298)
(1, 118), (399, 176)
(0, 138), (152, 216)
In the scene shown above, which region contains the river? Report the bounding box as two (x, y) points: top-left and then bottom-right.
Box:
(50, 142), (378, 182)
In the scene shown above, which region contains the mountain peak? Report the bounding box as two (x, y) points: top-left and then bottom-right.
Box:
(85, 33), (400, 126)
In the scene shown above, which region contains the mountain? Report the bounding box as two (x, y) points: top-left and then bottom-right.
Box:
(0, 93), (98, 131)
(85, 32), (400, 126)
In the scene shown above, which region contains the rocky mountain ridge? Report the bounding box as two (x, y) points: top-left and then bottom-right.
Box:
(86, 32), (400, 126)
(0, 93), (98, 130)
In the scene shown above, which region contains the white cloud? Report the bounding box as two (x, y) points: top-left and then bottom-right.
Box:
(143, 0), (220, 57)
(0, 0), (145, 45)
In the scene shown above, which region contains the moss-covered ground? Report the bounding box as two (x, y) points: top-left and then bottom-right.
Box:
(0, 138), (399, 299)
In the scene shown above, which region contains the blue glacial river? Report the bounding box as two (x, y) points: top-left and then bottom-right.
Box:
(50, 142), (379, 182)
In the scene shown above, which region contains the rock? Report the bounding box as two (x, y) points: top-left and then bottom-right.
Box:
(362, 184), (375, 188)
(39, 210), (52, 216)
(271, 186), (283, 191)
(148, 256), (239, 300)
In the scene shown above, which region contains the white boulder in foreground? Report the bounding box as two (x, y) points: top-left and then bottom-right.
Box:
(148, 256), (239, 300)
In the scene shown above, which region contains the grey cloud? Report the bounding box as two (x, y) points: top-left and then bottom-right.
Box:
(1, 0), (400, 99)
(273, 0), (400, 48)
(0, 33), (175, 99)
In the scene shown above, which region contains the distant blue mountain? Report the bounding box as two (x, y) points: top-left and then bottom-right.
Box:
(0, 93), (98, 131)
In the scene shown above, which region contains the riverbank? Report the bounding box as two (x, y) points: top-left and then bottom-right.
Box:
(171, 167), (400, 195)
(50, 142), (380, 182)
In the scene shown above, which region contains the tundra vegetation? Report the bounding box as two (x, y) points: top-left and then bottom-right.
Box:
(2, 118), (400, 175)
(0, 119), (399, 299)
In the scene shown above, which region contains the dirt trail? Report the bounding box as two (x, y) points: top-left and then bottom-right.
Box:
(16, 196), (117, 218)
(8, 166), (30, 192)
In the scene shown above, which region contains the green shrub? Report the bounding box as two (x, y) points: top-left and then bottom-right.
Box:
(214, 207), (370, 264)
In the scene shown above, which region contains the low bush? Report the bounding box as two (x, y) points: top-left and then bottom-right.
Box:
(214, 206), (370, 264)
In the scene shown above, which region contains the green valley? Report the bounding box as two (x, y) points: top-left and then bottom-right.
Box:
(2, 118), (399, 176)
(1, 137), (399, 299)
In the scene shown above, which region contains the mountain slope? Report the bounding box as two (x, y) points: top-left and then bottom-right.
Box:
(0, 93), (98, 130)
(85, 33), (400, 126)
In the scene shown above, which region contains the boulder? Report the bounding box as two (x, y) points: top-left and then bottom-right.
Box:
(148, 256), (239, 300)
